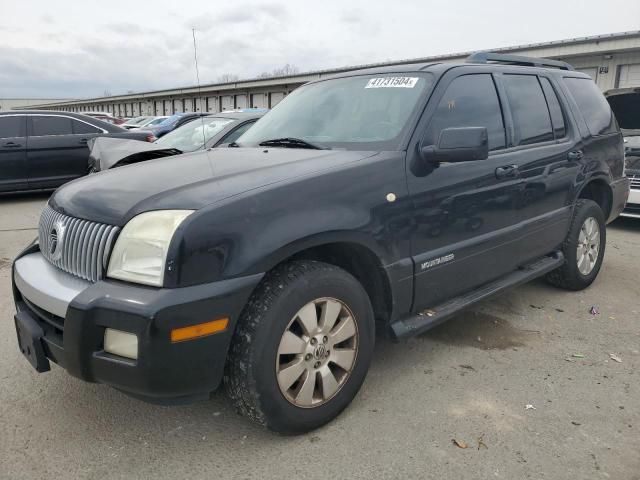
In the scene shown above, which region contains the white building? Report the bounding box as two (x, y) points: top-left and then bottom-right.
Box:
(20, 30), (640, 117)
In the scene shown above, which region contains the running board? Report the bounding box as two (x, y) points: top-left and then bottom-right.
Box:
(390, 251), (565, 339)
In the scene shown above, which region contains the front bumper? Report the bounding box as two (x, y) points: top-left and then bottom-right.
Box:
(12, 245), (262, 403)
(620, 187), (640, 218)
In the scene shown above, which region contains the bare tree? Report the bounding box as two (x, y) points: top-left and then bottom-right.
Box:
(258, 64), (299, 78)
(217, 73), (240, 83)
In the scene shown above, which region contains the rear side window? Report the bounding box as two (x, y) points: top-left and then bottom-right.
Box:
(427, 74), (506, 151)
(72, 120), (102, 134)
(539, 78), (566, 138)
(564, 77), (616, 136)
(503, 75), (554, 146)
(31, 116), (74, 136)
(0, 116), (25, 138)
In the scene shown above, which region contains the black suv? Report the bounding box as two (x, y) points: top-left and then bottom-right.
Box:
(0, 111), (154, 192)
(12, 54), (629, 433)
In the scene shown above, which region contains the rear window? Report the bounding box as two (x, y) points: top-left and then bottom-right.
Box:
(72, 120), (102, 134)
(31, 116), (74, 136)
(0, 116), (25, 138)
(503, 75), (554, 146)
(564, 77), (617, 136)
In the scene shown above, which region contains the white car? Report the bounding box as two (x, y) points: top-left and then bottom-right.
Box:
(606, 88), (640, 218)
(121, 116), (155, 129)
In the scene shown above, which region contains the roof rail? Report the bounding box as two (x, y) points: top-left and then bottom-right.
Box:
(465, 52), (575, 71)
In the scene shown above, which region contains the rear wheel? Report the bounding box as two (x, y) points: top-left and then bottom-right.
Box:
(225, 260), (374, 434)
(546, 199), (606, 290)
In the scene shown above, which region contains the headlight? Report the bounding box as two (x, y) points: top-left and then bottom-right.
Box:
(107, 210), (193, 286)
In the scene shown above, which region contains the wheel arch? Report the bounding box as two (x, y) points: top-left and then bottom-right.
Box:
(252, 234), (395, 328)
(576, 177), (613, 221)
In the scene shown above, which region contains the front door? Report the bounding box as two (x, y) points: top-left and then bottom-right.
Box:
(26, 115), (100, 189)
(0, 115), (28, 192)
(406, 70), (525, 311)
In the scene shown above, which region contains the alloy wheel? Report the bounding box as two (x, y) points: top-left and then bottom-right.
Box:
(275, 298), (358, 408)
(576, 216), (600, 275)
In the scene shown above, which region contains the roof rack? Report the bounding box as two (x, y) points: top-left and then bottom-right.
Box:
(465, 52), (575, 71)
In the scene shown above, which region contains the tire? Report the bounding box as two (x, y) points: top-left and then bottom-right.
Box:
(546, 199), (606, 290)
(224, 260), (375, 434)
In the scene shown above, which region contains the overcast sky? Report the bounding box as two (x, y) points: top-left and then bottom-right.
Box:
(1, 0), (638, 99)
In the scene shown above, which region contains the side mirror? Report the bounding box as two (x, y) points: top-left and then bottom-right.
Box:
(421, 127), (489, 164)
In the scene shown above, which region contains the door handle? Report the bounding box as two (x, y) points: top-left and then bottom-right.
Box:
(2, 141), (21, 148)
(495, 164), (519, 179)
(567, 150), (584, 161)
(79, 138), (89, 145)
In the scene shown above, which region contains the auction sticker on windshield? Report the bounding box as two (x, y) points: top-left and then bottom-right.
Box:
(365, 77), (419, 88)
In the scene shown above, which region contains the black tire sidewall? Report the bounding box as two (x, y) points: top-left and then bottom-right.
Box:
(563, 200), (606, 288)
(250, 266), (374, 434)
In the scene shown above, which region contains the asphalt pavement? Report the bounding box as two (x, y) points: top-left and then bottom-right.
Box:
(1, 193), (638, 479)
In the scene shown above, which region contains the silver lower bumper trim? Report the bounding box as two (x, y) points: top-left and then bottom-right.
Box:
(14, 252), (91, 318)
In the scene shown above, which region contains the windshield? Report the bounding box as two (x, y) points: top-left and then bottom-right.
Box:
(154, 117), (234, 152)
(237, 73), (432, 150)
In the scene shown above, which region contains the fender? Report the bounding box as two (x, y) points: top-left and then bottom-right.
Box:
(165, 151), (412, 289)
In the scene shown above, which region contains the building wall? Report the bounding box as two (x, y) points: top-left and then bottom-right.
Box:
(19, 31), (640, 116)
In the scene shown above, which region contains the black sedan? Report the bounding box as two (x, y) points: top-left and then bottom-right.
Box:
(0, 111), (155, 193)
(88, 111), (264, 171)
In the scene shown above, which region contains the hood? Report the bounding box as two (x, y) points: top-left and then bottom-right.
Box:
(88, 137), (182, 171)
(50, 147), (378, 226)
(605, 88), (640, 131)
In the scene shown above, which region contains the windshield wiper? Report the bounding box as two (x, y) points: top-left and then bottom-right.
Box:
(258, 137), (328, 150)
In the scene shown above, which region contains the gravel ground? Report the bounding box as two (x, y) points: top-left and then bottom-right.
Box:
(1, 193), (639, 480)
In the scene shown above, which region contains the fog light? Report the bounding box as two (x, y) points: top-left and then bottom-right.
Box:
(104, 328), (138, 360)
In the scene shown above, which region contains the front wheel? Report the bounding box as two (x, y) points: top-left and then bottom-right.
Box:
(546, 199), (606, 290)
(224, 260), (375, 434)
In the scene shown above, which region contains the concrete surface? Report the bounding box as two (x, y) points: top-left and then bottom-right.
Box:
(1, 194), (639, 480)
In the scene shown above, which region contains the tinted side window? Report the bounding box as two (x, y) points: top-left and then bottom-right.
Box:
(539, 78), (566, 139)
(222, 121), (255, 145)
(73, 120), (101, 134)
(428, 74), (506, 151)
(0, 116), (25, 138)
(31, 116), (74, 136)
(564, 77), (616, 136)
(503, 75), (553, 146)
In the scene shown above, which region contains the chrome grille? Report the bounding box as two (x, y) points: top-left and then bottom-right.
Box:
(629, 174), (640, 190)
(38, 205), (120, 282)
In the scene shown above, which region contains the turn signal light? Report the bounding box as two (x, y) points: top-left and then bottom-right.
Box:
(170, 318), (229, 343)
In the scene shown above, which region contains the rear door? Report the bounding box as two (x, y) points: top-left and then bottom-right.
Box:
(26, 115), (103, 189)
(407, 69), (527, 310)
(494, 72), (578, 265)
(0, 115), (28, 192)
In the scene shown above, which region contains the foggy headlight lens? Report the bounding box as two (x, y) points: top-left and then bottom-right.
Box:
(107, 210), (193, 286)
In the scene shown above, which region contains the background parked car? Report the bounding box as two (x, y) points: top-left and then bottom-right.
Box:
(137, 112), (208, 138)
(83, 111), (126, 125)
(606, 88), (640, 217)
(0, 111), (155, 192)
(121, 116), (155, 129)
(89, 111), (264, 171)
(132, 116), (169, 129)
